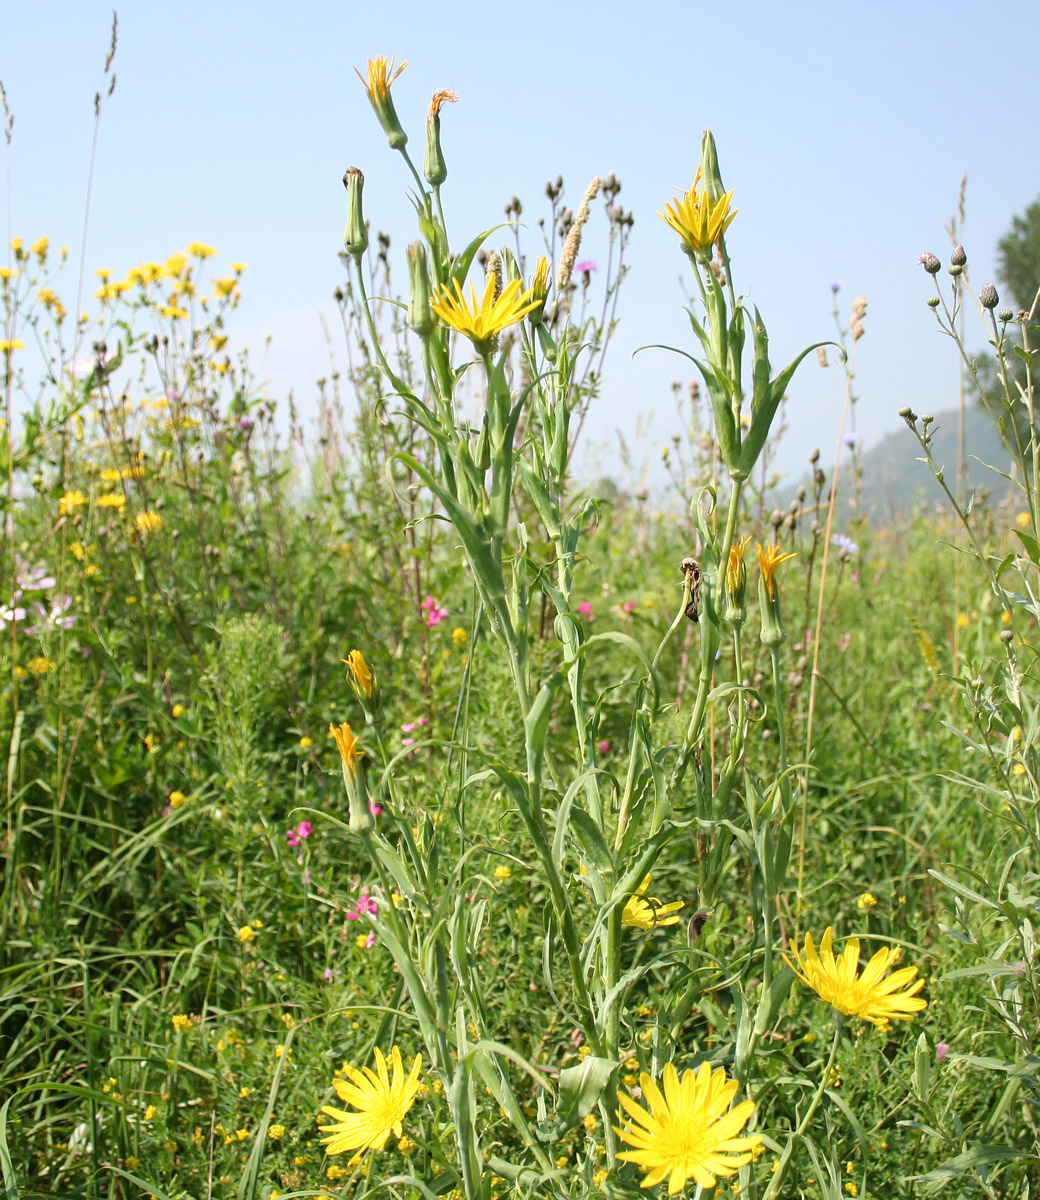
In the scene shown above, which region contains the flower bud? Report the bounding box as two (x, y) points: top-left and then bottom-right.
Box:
(918, 252), (941, 274)
(527, 255), (551, 326)
(699, 129), (726, 205)
(356, 57), (408, 150)
(757, 543), (796, 649)
(406, 242), (434, 336)
(927, 296), (941, 308)
(998, 308), (1014, 323)
(950, 245), (967, 266)
(980, 283), (999, 309)
(721, 535), (751, 628)
(424, 88), (458, 188)
(344, 649), (384, 725)
(330, 721), (375, 834)
(342, 167), (368, 260)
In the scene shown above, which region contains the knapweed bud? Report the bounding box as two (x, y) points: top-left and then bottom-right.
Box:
(998, 308), (1014, 323)
(898, 405), (916, 423)
(927, 296), (941, 308)
(356, 57), (408, 150)
(918, 252), (941, 274)
(757, 543), (796, 649)
(951, 245), (967, 266)
(721, 535), (752, 628)
(999, 629), (1014, 644)
(344, 649), (384, 725)
(406, 242), (434, 336)
(423, 88), (458, 187)
(342, 167), (368, 260)
(980, 283), (999, 309)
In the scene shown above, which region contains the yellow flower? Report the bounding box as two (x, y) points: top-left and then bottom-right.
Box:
(329, 721), (361, 776)
(356, 57), (409, 148)
(125, 1155), (140, 1170)
(31, 236), (49, 258)
(431, 275), (541, 348)
(726, 534), (753, 595)
(163, 253), (188, 278)
(856, 892), (877, 911)
(0, 267), (18, 280)
(355, 934), (370, 949)
(344, 649), (374, 698)
(160, 304), (188, 320)
(615, 1061), (762, 1194)
(57, 489), (87, 516)
(452, 626), (467, 645)
(784, 927), (927, 1027)
(212, 276), (236, 298)
(658, 166), (738, 258)
(319, 1046), (423, 1165)
(0, 338), (24, 352)
(956, 612), (970, 629)
(622, 876), (684, 930)
(172, 704), (186, 718)
(96, 492), (126, 509)
(229, 261), (249, 273)
(144, 1104), (158, 1120)
(1016, 511), (1031, 527)
(169, 791), (188, 808)
(299, 735), (313, 748)
(493, 865), (512, 880)
(26, 656), (54, 675)
(268, 1124), (286, 1140)
(135, 511), (163, 535)
(188, 242), (218, 258)
(326, 1164), (347, 1180)
(756, 543), (797, 601)
(171, 1014), (192, 1032)
(238, 925), (257, 943)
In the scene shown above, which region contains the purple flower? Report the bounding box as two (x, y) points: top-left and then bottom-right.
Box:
(832, 533), (859, 556)
(575, 260), (598, 274)
(238, 416), (254, 433)
(935, 1042), (950, 1062)
(323, 966), (334, 981)
(0, 602), (27, 630)
(830, 280), (842, 294)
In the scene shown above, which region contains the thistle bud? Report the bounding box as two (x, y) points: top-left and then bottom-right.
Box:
(950, 245), (967, 266)
(342, 167), (368, 260)
(998, 308), (1014, 323)
(344, 649), (384, 725)
(406, 242), (434, 336)
(918, 252), (941, 274)
(980, 283), (999, 309)
(424, 88), (458, 188)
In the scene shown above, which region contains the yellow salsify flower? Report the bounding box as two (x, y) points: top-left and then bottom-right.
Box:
(431, 275), (541, 349)
(356, 57), (409, 148)
(329, 721), (361, 776)
(658, 166), (737, 258)
(784, 927), (927, 1027)
(188, 242), (217, 258)
(622, 876), (684, 930)
(615, 1061), (762, 1194)
(0, 339), (25, 353)
(756, 542), (797, 600)
(726, 535), (753, 594)
(344, 650), (374, 698)
(319, 1046), (423, 1166)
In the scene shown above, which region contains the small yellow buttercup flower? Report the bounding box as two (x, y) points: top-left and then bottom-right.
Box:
(169, 791), (188, 808)
(171, 1014), (192, 1032)
(144, 1104), (158, 1120)
(300, 735), (314, 748)
(452, 626), (467, 645)
(493, 865), (512, 880)
(238, 925), (257, 943)
(96, 492), (126, 509)
(172, 704), (186, 718)
(856, 892), (877, 911)
(268, 1124), (286, 1141)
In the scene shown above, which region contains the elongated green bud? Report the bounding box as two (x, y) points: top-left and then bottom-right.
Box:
(342, 167), (368, 260)
(700, 129), (726, 206)
(406, 242), (434, 336)
(355, 57), (409, 150)
(329, 721), (375, 834)
(423, 89), (457, 187)
(756, 543), (796, 648)
(721, 535), (751, 629)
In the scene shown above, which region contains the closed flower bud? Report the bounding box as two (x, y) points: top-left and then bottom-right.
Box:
(927, 296), (941, 308)
(918, 252), (941, 274)
(344, 649), (384, 725)
(330, 721), (375, 834)
(950, 245), (967, 266)
(757, 543), (796, 649)
(721, 535), (752, 628)
(424, 88), (458, 188)
(980, 283), (999, 309)
(342, 167), (368, 260)
(406, 242), (434, 336)
(998, 308), (1014, 323)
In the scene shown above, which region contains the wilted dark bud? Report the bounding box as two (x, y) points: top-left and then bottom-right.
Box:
(424, 88), (458, 188)
(950, 245), (967, 266)
(342, 167), (368, 260)
(770, 508), (784, 528)
(809, 447), (820, 465)
(406, 242), (434, 336)
(918, 252), (941, 274)
(980, 283), (999, 309)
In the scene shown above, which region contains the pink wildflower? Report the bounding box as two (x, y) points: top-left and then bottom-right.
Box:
(597, 739), (610, 754)
(577, 601), (594, 622)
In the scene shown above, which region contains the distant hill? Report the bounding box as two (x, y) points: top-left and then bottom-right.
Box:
(778, 404), (1020, 522)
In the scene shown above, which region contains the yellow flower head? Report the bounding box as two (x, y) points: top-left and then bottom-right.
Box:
(658, 167), (738, 258)
(136, 511), (164, 535)
(31, 235), (49, 258)
(329, 721), (361, 776)
(238, 925), (257, 943)
(615, 1061), (762, 1194)
(756, 543), (797, 600)
(622, 875), (684, 930)
(726, 535), (753, 595)
(784, 927), (927, 1027)
(531, 254), (552, 301)
(344, 650), (374, 698)
(319, 1046), (423, 1166)
(356, 57), (409, 148)
(59, 490), (88, 516)
(188, 242), (217, 258)
(431, 274), (541, 349)
(428, 88), (459, 118)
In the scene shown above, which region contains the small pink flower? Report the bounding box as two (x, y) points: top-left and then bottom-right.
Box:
(623, 601), (636, 612)
(837, 633), (852, 653)
(596, 739), (610, 754)
(365, 931), (377, 949)
(402, 737), (415, 747)
(286, 829), (300, 848)
(368, 801), (382, 817)
(577, 601), (594, 622)
(401, 721), (417, 733)
(935, 1042), (950, 1062)
(575, 260), (598, 273)
(296, 820), (312, 839)
(417, 715), (430, 727)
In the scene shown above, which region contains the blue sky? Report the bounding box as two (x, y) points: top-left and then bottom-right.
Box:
(3, 0), (1036, 486)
